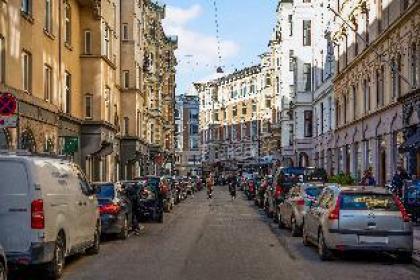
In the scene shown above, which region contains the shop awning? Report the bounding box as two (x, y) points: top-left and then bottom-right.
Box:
(399, 131), (420, 152)
(91, 141), (114, 158)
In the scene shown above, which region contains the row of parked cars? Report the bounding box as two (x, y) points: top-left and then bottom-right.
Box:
(0, 152), (201, 279)
(241, 168), (414, 262)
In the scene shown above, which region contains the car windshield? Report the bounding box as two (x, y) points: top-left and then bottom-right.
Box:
(140, 185), (157, 200)
(305, 187), (322, 198)
(340, 194), (399, 211)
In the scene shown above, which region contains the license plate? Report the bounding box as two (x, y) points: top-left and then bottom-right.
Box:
(358, 236), (388, 244)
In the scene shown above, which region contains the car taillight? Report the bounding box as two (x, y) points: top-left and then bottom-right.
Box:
(328, 196), (341, 220)
(31, 199), (45, 229)
(393, 195), (411, 222)
(296, 199), (305, 206)
(100, 203), (121, 215)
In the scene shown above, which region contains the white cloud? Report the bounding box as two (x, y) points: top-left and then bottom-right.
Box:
(163, 4), (240, 70)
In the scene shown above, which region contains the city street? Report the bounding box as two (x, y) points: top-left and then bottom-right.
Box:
(11, 187), (413, 280)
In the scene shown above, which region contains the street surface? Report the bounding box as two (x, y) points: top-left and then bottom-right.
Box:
(14, 187), (420, 280)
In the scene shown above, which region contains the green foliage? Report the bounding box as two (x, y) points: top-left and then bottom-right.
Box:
(328, 172), (356, 186)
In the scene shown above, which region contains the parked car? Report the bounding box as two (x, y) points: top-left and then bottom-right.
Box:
(303, 185), (413, 261)
(278, 183), (324, 236)
(0, 153), (100, 279)
(138, 177), (164, 223)
(93, 182), (133, 240)
(0, 244), (7, 280)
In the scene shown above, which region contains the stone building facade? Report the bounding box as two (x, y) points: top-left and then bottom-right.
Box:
(195, 63), (276, 170)
(174, 93), (201, 176)
(0, 0), (177, 180)
(331, 0), (419, 183)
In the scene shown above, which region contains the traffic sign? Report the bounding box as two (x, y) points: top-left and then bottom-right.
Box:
(0, 115), (17, 129)
(0, 92), (17, 116)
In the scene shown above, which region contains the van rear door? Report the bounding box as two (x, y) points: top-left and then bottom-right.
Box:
(0, 160), (32, 252)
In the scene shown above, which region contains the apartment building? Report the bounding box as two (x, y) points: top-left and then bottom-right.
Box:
(196, 63), (276, 170)
(174, 93), (201, 176)
(0, 0), (177, 180)
(143, 1), (178, 176)
(331, 0), (419, 183)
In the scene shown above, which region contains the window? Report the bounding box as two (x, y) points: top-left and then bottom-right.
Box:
(122, 24), (129, 40)
(242, 105), (247, 115)
(289, 50), (295, 71)
(21, 0), (32, 15)
(303, 63), (312, 91)
(64, 72), (71, 114)
(22, 51), (32, 93)
(352, 85), (357, 120)
(288, 15), (293, 36)
(44, 65), (52, 102)
(320, 102), (324, 134)
(343, 95), (347, 124)
(376, 66), (384, 107)
(365, 8), (370, 44)
(124, 117), (129, 136)
(363, 78), (370, 113)
(190, 124), (199, 134)
(265, 99), (271, 108)
(411, 43), (417, 88)
(0, 36), (4, 83)
(64, 1), (71, 45)
(45, 0), (52, 33)
(233, 106), (237, 117)
(401, 0), (409, 11)
(392, 55), (401, 99)
(123, 71), (129, 89)
(303, 20), (311, 46)
(252, 103), (257, 113)
(85, 95), (93, 119)
(304, 111), (313, 137)
(303, 0), (311, 2)
(354, 31), (358, 56)
(344, 35), (348, 65)
(104, 25), (110, 58)
(84, 30), (92, 54)
(377, 0), (383, 33)
(288, 124), (294, 145)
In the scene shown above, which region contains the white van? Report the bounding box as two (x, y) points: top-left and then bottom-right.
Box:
(0, 153), (100, 279)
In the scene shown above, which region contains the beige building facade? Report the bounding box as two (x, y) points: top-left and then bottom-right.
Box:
(196, 62), (277, 170)
(332, 0), (419, 183)
(0, 0), (177, 180)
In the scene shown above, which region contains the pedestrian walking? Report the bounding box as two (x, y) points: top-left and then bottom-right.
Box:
(125, 182), (143, 235)
(228, 176), (237, 200)
(207, 173), (215, 199)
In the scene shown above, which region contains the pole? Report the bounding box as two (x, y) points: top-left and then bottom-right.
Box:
(327, 5), (414, 89)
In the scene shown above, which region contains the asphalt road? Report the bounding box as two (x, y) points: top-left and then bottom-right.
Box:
(13, 186), (420, 280)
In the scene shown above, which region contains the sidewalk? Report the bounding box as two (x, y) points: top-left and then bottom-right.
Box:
(413, 225), (420, 266)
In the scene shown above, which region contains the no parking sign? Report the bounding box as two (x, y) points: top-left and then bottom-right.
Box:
(0, 92), (18, 129)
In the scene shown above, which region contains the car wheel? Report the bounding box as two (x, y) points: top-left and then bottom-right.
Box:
(291, 216), (301, 237)
(302, 223), (310, 246)
(0, 260), (7, 280)
(397, 252), (412, 263)
(87, 222), (100, 255)
(118, 216), (129, 240)
(318, 230), (332, 261)
(45, 233), (65, 279)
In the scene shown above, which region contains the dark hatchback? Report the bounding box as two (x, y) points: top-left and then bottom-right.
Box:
(94, 182), (133, 239)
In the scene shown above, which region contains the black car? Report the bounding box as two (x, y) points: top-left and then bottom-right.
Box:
(94, 182), (133, 240)
(138, 177), (164, 223)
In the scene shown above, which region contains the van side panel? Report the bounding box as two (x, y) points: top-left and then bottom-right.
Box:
(0, 160), (32, 252)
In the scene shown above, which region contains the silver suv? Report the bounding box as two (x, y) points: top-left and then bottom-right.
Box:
(303, 185), (413, 261)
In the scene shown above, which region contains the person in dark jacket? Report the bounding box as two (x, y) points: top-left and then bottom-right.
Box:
(125, 182), (143, 235)
(228, 176), (237, 200)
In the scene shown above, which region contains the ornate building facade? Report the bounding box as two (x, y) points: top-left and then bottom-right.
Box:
(331, 0), (419, 183)
(0, 0), (177, 180)
(196, 62), (276, 170)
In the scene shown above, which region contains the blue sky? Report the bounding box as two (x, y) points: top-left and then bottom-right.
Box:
(162, 0), (277, 94)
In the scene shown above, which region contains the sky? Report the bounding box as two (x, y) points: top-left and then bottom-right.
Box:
(161, 0), (277, 95)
